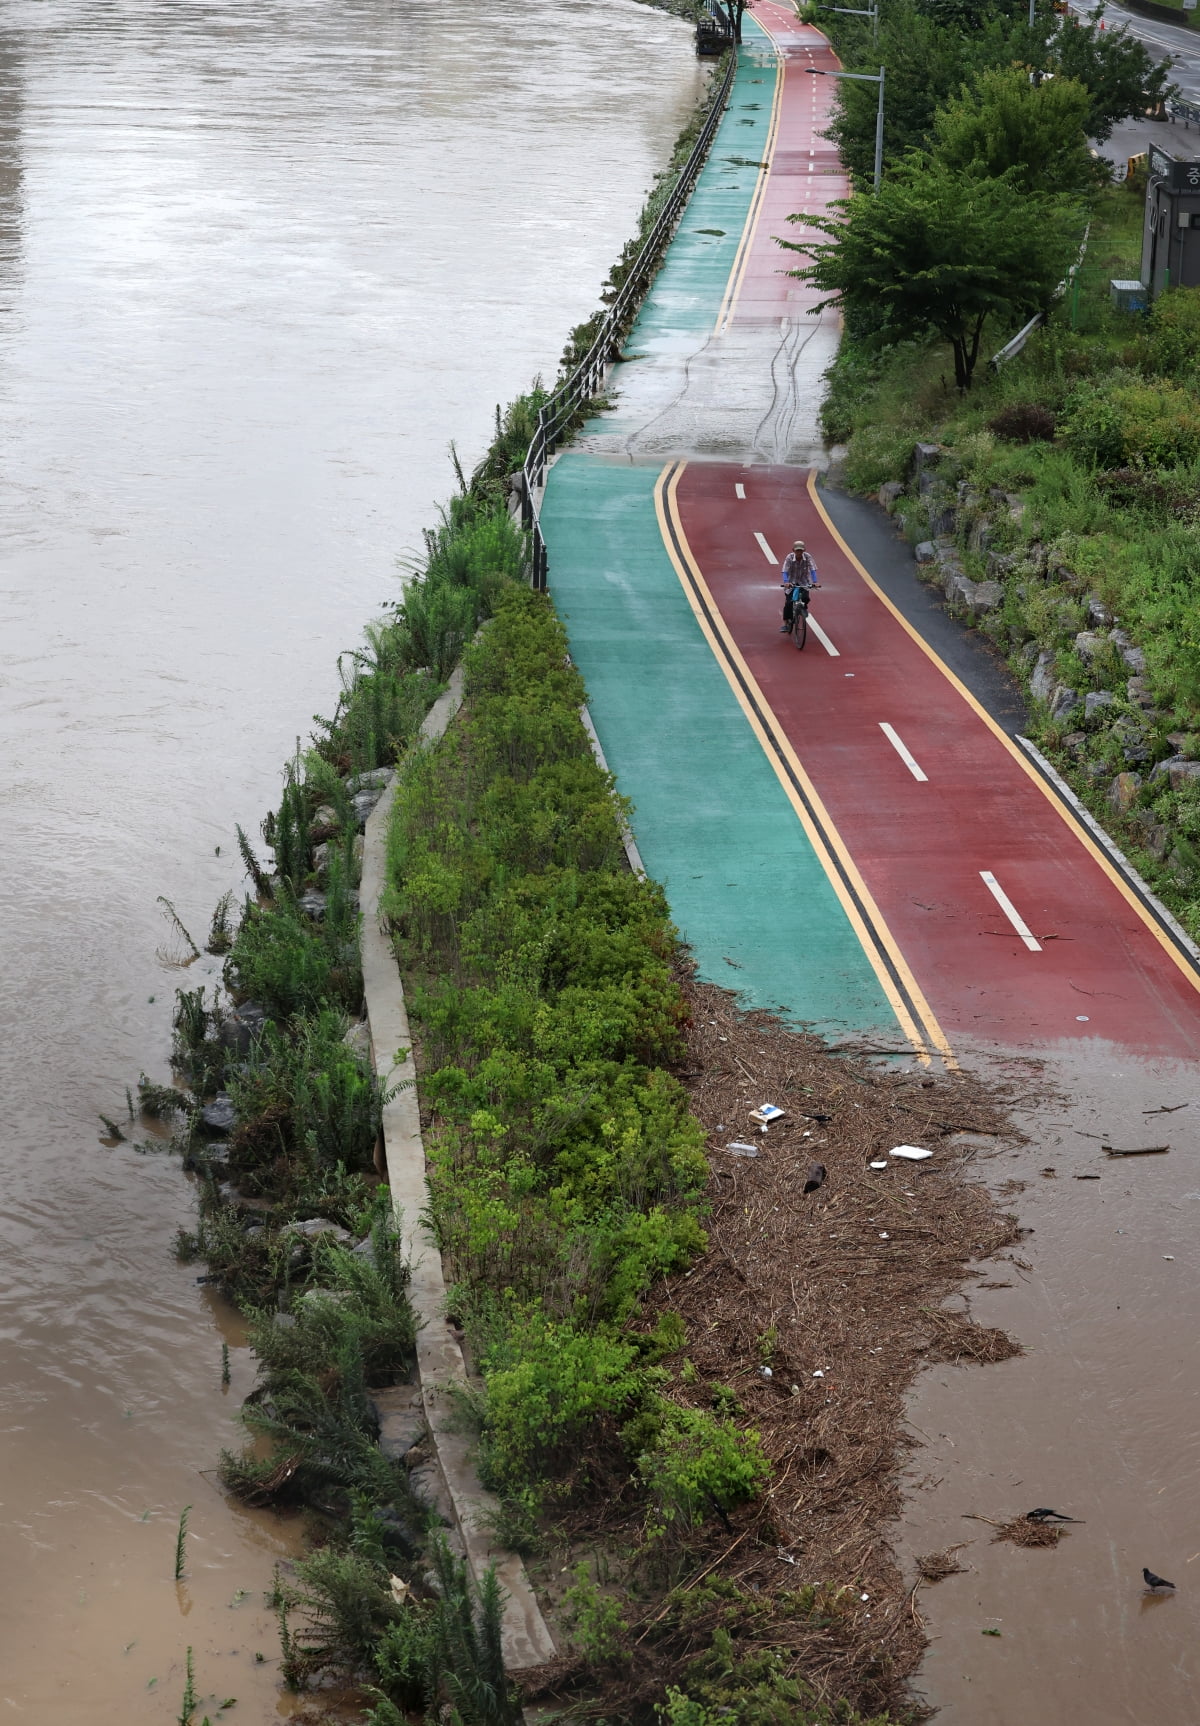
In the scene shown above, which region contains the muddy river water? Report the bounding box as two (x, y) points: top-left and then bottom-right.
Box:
(0, 1), (701, 1715)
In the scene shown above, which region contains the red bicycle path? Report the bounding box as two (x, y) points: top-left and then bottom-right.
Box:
(672, 459), (1200, 1060)
(723, 0), (847, 332)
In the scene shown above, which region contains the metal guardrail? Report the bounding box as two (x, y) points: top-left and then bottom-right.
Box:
(520, 48), (737, 590)
(989, 218), (1092, 370)
(697, 0), (735, 53)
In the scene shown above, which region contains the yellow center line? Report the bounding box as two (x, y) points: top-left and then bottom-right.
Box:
(657, 461), (958, 1069)
(807, 470), (1200, 1004)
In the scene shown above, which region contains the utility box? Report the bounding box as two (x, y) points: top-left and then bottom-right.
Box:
(1142, 146), (1200, 295)
(1110, 278), (1147, 313)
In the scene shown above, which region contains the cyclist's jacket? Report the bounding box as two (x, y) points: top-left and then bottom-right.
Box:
(780, 550), (818, 589)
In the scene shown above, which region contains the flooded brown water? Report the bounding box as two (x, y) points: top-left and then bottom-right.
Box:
(0, 1), (701, 1715)
(898, 1041), (1200, 1725)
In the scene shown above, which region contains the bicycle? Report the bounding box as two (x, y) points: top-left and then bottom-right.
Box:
(784, 582), (814, 651)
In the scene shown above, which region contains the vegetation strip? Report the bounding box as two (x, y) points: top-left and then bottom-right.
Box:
(359, 669), (558, 1670)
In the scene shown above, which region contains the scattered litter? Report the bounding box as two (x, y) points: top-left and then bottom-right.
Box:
(1076, 1015), (1090, 1022)
(726, 1141), (760, 1157)
(1102, 1144), (1169, 1157)
(777, 1547), (798, 1565)
(981, 1627), (1002, 1637)
(751, 1103), (786, 1125)
(1164, 1255), (1175, 1261)
(860, 1592), (870, 1601)
(890, 1144), (932, 1161)
(1074, 1174), (1101, 1180)
(869, 1159), (888, 1170)
(812, 1369), (824, 1378)
(389, 1575), (413, 1606)
(1041, 1167), (1056, 1178)
(879, 1231), (890, 1239)
(759, 1365), (773, 1379)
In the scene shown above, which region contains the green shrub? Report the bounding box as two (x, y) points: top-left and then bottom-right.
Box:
(639, 1407), (770, 1531)
(563, 1566), (630, 1665)
(477, 1318), (645, 1492)
(1061, 375), (1200, 469)
(1145, 285), (1200, 378)
(226, 899), (357, 1018)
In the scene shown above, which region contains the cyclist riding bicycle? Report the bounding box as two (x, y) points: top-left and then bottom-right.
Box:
(779, 540), (819, 633)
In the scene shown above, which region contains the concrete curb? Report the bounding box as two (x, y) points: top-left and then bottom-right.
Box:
(581, 703), (646, 879)
(360, 666), (558, 1671)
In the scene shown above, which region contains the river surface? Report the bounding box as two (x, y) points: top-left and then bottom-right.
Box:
(0, 2), (701, 1716)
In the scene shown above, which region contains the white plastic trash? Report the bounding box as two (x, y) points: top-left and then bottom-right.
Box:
(869, 1159), (888, 1170)
(889, 1144), (932, 1161)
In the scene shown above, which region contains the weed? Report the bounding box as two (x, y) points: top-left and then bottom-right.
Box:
(178, 1647), (196, 1726)
(206, 891), (238, 955)
(174, 1505), (190, 1580)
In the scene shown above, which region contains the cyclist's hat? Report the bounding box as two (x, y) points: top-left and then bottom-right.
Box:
(793, 540), (805, 551)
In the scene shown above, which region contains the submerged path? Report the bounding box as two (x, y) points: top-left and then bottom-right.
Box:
(541, 0), (1200, 1062)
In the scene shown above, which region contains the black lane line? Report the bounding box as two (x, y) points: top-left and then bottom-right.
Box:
(662, 460), (935, 1053)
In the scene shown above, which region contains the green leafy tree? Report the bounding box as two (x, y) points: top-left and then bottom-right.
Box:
(1047, 7), (1174, 141)
(823, 2), (1024, 185)
(782, 159), (1081, 389)
(931, 66), (1099, 195)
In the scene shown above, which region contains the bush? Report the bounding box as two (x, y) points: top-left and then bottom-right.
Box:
(477, 1318), (645, 1492)
(1061, 375), (1200, 469)
(988, 401), (1057, 444)
(638, 1407), (771, 1531)
(1145, 285), (1200, 378)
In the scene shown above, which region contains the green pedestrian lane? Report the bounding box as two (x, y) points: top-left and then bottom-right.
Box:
(585, 19), (779, 439)
(541, 452), (895, 1036)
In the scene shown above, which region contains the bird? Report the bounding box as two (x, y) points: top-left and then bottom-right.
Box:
(1025, 1508), (1083, 1524)
(802, 1162), (827, 1195)
(1143, 1568), (1176, 1593)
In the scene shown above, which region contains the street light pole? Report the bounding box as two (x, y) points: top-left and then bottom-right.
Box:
(807, 65), (886, 191)
(821, 3), (879, 41)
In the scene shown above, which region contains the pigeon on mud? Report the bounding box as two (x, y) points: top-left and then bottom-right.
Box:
(802, 1162), (827, 1195)
(1143, 1569), (1176, 1593)
(1025, 1508), (1083, 1524)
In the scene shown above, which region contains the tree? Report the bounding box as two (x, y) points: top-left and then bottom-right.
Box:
(718, 0), (748, 43)
(1046, 6), (1174, 141)
(822, 1), (1027, 185)
(781, 159), (1081, 389)
(931, 66), (1100, 195)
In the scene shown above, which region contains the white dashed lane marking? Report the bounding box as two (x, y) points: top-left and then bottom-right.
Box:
(980, 871), (1042, 952)
(879, 722), (928, 782)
